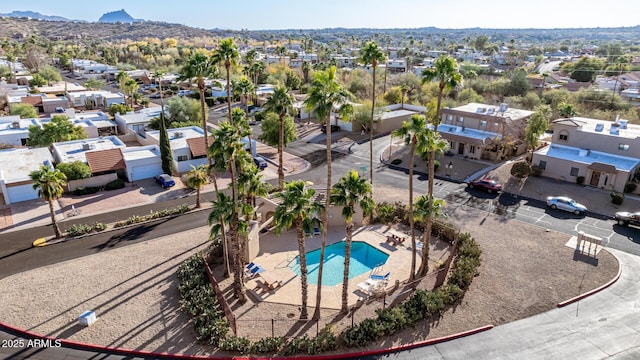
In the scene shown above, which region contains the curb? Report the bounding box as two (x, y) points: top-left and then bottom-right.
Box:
(556, 252), (622, 308)
(0, 321), (493, 360)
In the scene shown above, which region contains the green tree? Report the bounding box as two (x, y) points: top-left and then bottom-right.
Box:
(10, 103), (38, 118)
(392, 114), (429, 281)
(186, 165), (209, 208)
(273, 180), (324, 319)
(55, 161), (91, 180)
(238, 165), (268, 213)
(263, 84), (295, 190)
(212, 38), (239, 122)
(165, 96), (202, 127)
(208, 191), (234, 277)
(124, 78), (139, 107)
(84, 78), (105, 91)
(330, 170), (374, 313)
(507, 68), (530, 97)
(557, 101), (577, 118)
(38, 65), (61, 85)
(108, 103), (133, 117)
(28, 115), (86, 147)
(303, 65), (352, 319)
(414, 195), (447, 277)
(524, 105), (550, 163)
(565, 56), (606, 82)
(29, 74), (47, 87)
(359, 41), (386, 184)
(421, 55), (463, 132)
(235, 76), (255, 114)
(179, 52), (220, 165)
(154, 70), (173, 175)
(29, 166), (66, 239)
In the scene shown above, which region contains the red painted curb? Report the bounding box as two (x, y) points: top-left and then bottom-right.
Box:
(0, 321), (494, 359)
(557, 258), (622, 308)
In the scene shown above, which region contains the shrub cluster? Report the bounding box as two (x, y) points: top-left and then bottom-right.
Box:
(105, 178), (126, 190)
(114, 204), (190, 228)
(342, 232), (480, 348)
(74, 186), (100, 195)
(510, 161), (531, 178)
(218, 329), (337, 356)
(66, 222), (107, 237)
(624, 182), (637, 193)
(176, 254), (229, 346)
(611, 191), (624, 205)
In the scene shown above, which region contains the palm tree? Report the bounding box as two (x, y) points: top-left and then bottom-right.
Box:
(301, 60), (311, 84)
(179, 52), (219, 165)
(238, 166), (268, 211)
(208, 191), (235, 276)
(304, 65), (352, 320)
(420, 55), (463, 135)
(392, 114), (429, 281)
(124, 78), (138, 108)
(400, 84), (409, 109)
(186, 164), (209, 208)
(358, 41), (386, 185)
(236, 76), (255, 118)
(273, 180), (324, 319)
(212, 38), (239, 122)
(115, 70), (129, 91)
(29, 166), (66, 239)
(264, 84), (294, 190)
(330, 170), (374, 313)
(414, 195), (447, 277)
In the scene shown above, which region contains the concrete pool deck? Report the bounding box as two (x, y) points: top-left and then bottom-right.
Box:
(244, 224), (449, 309)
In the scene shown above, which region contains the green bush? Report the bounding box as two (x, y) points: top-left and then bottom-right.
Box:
(105, 178), (125, 190)
(433, 160), (440, 171)
(576, 176), (585, 185)
(73, 186), (100, 195)
(251, 337), (285, 354)
(65, 222), (107, 237)
(611, 191), (624, 205)
(114, 204), (190, 227)
(56, 161), (91, 180)
(390, 159), (402, 165)
(510, 161), (531, 178)
(624, 182), (637, 193)
(530, 165), (543, 176)
(372, 202), (397, 224)
(219, 336), (252, 354)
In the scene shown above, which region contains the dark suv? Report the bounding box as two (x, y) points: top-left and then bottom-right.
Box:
(321, 124), (341, 133)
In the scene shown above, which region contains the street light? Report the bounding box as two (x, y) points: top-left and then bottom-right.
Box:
(447, 161), (453, 177)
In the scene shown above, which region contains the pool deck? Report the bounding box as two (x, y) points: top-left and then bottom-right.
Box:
(245, 224), (419, 309)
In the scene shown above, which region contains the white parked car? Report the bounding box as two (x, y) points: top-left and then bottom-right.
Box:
(546, 196), (587, 215)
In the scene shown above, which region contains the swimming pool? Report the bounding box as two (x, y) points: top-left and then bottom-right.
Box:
(289, 241), (389, 286)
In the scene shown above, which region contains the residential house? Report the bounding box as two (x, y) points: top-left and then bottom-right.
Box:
(330, 55), (358, 68)
(122, 145), (163, 182)
(0, 147), (55, 204)
(532, 116), (640, 192)
(114, 107), (165, 136)
(438, 103), (534, 160)
(0, 116), (39, 147)
(141, 126), (210, 173)
(66, 90), (125, 110)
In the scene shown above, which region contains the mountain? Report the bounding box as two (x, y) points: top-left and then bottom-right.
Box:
(98, 9), (143, 24)
(0, 10), (68, 22)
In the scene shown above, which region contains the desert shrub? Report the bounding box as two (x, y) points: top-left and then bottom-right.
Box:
(372, 202), (397, 224)
(105, 178), (125, 190)
(65, 222), (107, 237)
(624, 182), (637, 193)
(390, 159), (402, 165)
(250, 337), (285, 354)
(56, 161), (91, 180)
(576, 176), (585, 185)
(510, 161), (531, 178)
(73, 186), (100, 195)
(611, 191), (624, 205)
(219, 336), (252, 354)
(114, 204), (190, 227)
(530, 165), (543, 176)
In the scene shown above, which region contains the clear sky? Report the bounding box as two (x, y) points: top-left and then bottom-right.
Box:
(0, 0), (638, 31)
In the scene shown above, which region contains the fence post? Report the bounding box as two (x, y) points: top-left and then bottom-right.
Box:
(272, 319), (275, 338)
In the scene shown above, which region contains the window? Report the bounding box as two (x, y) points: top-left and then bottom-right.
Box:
(570, 167), (579, 177)
(480, 120), (487, 127)
(457, 116), (464, 123)
(558, 130), (569, 141)
(177, 155), (188, 161)
(539, 160), (547, 170)
(619, 143), (630, 151)
(469, 145), (476, 154)
(447, 115), (453, 122)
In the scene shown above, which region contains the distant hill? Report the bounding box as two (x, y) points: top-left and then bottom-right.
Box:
(98, 9), (143, 23)
(0, 10), (69, 22)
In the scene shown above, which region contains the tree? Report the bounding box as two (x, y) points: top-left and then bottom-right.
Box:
(10, 103), (38, 119)
(115, 70), (129, 91)
(566, 56), (606, 83)
(303, 65), (352, 319)
(38, 66), (61, 85)
(212, 38), (239, 122)
(186, 165), (209, 208)
(330, 170), (374, 313)
(208, 191), (235, 277)
(238, 166), (268, 212)
(124, 78), (139, 107)
(179, 52), (219, 165)
(154, 70), (173, 175)
(164, 96), (202, 127)
(263, 84), (295, 190)
(29, 166), (66, 239)
(84, 78), (105, 90)
(273, 180), (324, 319)
(421, 55), (463, 133)
(28, 115), (87, 147)
(557, 102), (577, 118)
(524, 105), (550, 163)
(55, 161), (91, 180)
(359, 41), (386, 185)
(235, 76), (255, 114)
(29, 74), (47, 88)
(301, 60), (311, 84)
(108, 103), (133, 117)
(392, 114), (429, 281)
(414, 195), (447, 277)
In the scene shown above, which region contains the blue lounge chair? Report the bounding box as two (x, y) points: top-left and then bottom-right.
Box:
(370, 272), (391, 284)
(313, 227), (320, 235)
(247, 265), (266, 278)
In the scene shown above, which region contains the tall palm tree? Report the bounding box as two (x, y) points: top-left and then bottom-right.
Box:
(330, 170), (374, 313)
(208, 191), (235, 276)
(186, 164), (209, 208)
(264, 84), (294, 190)
(273, 180), (324, 320)
(420, 55), (463, 135)
(212, 38), (239, 122)
(29, 165), (66, 239)
(392, 114), (429, 281)
(304, 65), (352, 320)
(301, 60), (311, 84)
(179, 52), (219, 165)
(124, 78), (138, 108)
(235, 76), (255, 114)
(238, 166), (268, 211)
(358, 41), (386, 185)
(414, 195), (447, 277)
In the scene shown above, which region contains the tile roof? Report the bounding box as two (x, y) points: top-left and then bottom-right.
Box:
(85, 148), (125, 173)
(186, 136), (214, 158)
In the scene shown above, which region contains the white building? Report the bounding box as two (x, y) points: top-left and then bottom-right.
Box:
(143, 126), (209, 173)
(0, 116), (39, 147)
(51, 136), (126, 164)
(0, 148), (55, 204)
(114, 108), (165, 135)
(122, 145), (163, 182)
(66, 90), (125, 110)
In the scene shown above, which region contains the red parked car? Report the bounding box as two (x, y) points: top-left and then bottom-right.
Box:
(468, 178), (503, 193)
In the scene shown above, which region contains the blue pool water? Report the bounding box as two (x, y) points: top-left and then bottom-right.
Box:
(289, 241), (389, 286)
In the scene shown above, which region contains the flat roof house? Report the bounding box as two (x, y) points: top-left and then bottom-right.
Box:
(439, 103), (534, 160)
(0, 116), (40, 147)
(66, 90), (125, 110)
(0, 147), (55, 204)
(532, 116), (640, 192)
(143, 126), (209, 173)
(114, 108), (165, 135)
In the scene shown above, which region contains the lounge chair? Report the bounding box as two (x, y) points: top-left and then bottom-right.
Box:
(313, 227), (321, 235)
(246, 264), (265, 279)
(357, 279), (382, 295)
(370, 272), (391, 285)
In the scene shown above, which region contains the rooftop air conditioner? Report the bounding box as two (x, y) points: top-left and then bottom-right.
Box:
(174, 132), (183, 138)
(11, 121), (20, 129)
(499, 103), (509, 112)
(82, 143), (91, 150)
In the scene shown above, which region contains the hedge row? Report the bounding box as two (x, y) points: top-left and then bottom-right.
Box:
(114, 204), (190, 228)
(66, 222), (107, 237)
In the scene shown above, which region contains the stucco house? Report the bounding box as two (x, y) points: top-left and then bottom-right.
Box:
(0, 147), (55, 205)
(532, 116), (640, 192)
(141, 126), (209, 173)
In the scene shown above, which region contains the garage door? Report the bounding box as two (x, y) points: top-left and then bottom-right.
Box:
(7, 184), (39, 204)
(131, 164), (163, 181)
